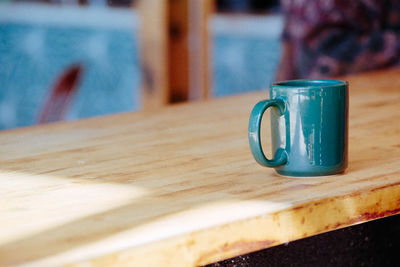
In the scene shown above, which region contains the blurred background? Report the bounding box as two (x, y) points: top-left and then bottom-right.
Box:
(0, 0), (282, 130)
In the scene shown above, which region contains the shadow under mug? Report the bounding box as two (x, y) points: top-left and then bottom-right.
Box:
(248, 79), (348, 177)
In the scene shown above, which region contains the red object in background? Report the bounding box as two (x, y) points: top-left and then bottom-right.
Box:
(38, 64), (83, 124)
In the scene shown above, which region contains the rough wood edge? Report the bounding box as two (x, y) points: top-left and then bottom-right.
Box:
(65, 181), (400, 267)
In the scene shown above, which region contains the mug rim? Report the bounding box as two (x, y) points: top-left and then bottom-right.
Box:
(272, 79), (348, 89)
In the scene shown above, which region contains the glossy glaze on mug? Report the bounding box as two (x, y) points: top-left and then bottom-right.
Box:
(250, 79), (348, 177)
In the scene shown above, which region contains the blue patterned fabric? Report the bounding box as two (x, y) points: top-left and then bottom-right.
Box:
(0, 21), (140, 129)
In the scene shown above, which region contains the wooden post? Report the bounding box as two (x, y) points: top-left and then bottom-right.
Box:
(168, 0), (190, 103)
(138, 0), (169, 109)
(189, 0), (213, 100)
(138, 0), (213, 109)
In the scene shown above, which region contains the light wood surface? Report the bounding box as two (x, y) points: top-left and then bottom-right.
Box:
(1, 69), (400, 266)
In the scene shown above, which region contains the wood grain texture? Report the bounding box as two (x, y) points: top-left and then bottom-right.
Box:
(1, 68), (400, 266)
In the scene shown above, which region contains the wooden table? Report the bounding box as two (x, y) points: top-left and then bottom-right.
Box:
(1, 69), (400, 267)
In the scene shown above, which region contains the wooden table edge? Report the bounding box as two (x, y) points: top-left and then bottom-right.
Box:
(63, 180), (400, 267)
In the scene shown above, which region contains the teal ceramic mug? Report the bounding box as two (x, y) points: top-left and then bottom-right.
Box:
(248, 79), (348, 177)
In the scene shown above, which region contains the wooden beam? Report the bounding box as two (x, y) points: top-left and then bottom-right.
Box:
(189, 0), (213, 100)
(138, 0), (214, 109)
(138, 0), (169, 109)
(168, 0), (190, 103)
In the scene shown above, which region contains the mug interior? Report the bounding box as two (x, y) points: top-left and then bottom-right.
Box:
(273, 79), (347, 88)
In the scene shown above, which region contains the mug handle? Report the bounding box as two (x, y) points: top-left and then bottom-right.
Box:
(248, 99), (288, 167)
